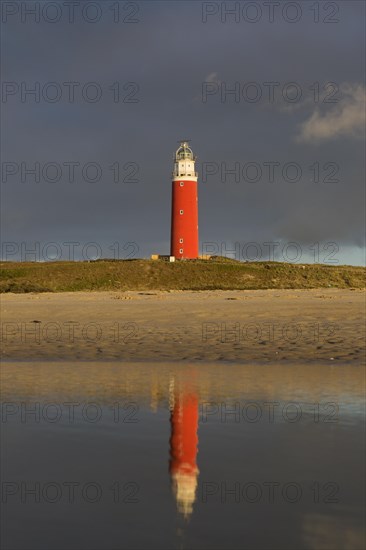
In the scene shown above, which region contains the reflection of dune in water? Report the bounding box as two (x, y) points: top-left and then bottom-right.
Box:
(302, 512), (365, 550)
(1, 362), (364, 409)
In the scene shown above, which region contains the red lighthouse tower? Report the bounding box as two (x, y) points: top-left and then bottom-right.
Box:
(170, 141), (199, 259)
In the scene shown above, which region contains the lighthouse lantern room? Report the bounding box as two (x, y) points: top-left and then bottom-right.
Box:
(170, 141), (199, 259)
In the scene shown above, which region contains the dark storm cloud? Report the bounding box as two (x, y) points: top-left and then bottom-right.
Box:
(1, 0), (365, 264)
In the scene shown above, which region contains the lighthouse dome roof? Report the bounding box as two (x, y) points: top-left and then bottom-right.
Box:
(175, 141), (194, 161)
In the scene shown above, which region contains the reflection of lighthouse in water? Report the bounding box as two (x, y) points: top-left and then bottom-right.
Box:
(169, 379), (199, 519)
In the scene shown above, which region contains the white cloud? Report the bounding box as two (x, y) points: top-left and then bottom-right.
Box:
(296, 83), (365, 142)
(192, 72), (221, 102)
(205, 72), (220, 84)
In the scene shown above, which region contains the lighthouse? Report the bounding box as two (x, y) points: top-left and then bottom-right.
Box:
(170, 141), (199, 259)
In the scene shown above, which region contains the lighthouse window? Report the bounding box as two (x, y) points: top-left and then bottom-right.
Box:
(180, 182), (184, 186)
(179, 249), (183, 254)
(179, 238), (183, 243)
(180, 210), (184, 215)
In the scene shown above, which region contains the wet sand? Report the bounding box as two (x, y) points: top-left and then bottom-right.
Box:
(1, 289), (365, 363)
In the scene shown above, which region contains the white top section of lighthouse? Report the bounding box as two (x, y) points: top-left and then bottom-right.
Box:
(172, 141), (198, 181)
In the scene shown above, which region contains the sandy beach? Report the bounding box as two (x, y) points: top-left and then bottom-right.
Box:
(1, 289), (365, 364)
(2, 290), (365, 550)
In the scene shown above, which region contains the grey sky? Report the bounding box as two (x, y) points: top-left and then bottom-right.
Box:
(1, 0), (365, 264)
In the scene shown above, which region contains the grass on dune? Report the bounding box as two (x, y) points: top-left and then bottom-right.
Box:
(0, 257), (365, 293)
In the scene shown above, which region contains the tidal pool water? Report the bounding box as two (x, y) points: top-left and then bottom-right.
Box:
(1, 362), (365, 549)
